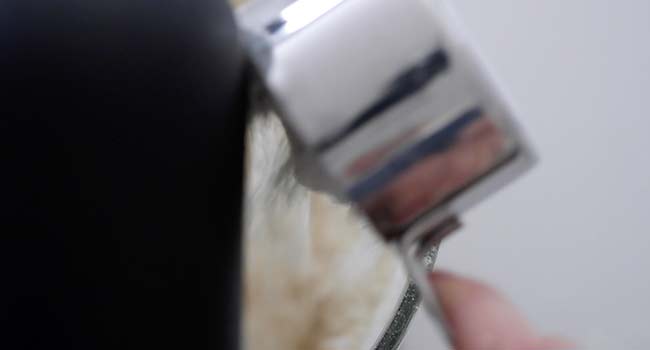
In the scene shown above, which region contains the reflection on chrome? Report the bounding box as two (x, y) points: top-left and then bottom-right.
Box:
(266, 0), (345, 36)
(316, 49), (450, 152)
(355, 110), (511, 239)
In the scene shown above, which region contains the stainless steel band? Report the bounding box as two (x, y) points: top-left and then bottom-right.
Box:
(373, 245), (439, 350)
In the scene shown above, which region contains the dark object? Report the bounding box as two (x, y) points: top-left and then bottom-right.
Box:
(266, 18), (287, 34)
(1, 1), (248, 349)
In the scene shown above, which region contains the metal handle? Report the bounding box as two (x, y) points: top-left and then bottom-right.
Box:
(235, 0), (537, 346)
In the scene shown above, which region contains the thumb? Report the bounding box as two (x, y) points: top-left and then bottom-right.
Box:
(429, 271), (574, 350)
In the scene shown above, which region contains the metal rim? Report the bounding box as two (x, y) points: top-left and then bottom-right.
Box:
(373, 245), (439, 350)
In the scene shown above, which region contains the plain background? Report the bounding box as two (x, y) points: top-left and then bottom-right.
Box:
(402, 0), (650, 349)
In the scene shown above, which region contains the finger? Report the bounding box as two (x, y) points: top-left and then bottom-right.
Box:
(530, 336), (576, 350)
(429, 271), (574, 350)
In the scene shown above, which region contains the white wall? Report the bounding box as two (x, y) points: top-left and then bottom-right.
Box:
(403, 0), (650, 349)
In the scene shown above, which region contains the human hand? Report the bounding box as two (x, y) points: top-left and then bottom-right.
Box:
(430, 271), (574, 350)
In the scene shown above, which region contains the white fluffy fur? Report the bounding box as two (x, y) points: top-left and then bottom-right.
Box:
(243, 115), (407, 350)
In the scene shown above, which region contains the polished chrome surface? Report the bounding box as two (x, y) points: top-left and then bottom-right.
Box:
(236, 0), (536, 345)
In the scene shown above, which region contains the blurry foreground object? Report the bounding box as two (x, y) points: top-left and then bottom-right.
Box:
(236, 0), (536, 346)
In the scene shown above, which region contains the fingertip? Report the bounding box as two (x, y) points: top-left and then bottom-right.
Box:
(427, 270), (539, 350)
